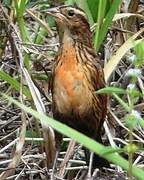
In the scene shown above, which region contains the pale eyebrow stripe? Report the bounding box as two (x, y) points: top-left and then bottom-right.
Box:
(68, 7), (87, 19)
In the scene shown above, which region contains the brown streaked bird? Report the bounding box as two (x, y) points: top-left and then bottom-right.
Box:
(46, 5), (109, 168)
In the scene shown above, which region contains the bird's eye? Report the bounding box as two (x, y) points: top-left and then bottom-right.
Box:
(67, 10), (75, 17)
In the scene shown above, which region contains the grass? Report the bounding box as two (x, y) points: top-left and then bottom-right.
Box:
(0, 0), (144, 179)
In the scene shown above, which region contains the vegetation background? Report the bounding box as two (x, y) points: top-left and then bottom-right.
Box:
(0, 0), (144, 179)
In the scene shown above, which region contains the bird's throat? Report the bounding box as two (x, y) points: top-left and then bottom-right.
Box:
(62, 28), (75, 49)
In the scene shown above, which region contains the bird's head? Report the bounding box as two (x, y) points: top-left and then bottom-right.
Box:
(44, 5), (90, 33)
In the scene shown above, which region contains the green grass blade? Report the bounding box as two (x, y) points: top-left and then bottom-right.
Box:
(94, 0), (107, 50)
(19, 0), (27, 16)
(14, 0), (30, 43)
(87, 0), (99, 22)
(2, 94), (144, 180)
(96, 87), (126, 94)
(134, 41), (144, 67)
(0, 71), (31, 97)
(112, 93), (131, 112)
(94, 0), (122, 51)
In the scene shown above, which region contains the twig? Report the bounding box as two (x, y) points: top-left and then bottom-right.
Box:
(110, 110), (144, 143)
(58, 140), (76, 178)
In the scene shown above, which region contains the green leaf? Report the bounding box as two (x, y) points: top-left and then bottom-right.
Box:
(33, 74), (48, 81)
(96, 87), (126, 94)
(134, 41), (144, 67)
(112, 93), (131, 112)
(139, 119), (144, 129)
(87, 0), (99, 21)
(0, 70), (31, 98)
(94, 0), (122, 51)
(19, 0), (27, 16)
(2, 94), (144, 180)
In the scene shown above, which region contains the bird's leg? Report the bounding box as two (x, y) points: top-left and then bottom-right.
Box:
(51, 151), (59, 180)
(51, 132), (62, 179)
(87, 151), (94, 179)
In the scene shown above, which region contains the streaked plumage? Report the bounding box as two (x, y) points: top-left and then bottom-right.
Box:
(47, 5), (108, 167)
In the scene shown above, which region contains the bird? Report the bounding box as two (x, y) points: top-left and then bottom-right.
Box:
(45, 5), (109, 168)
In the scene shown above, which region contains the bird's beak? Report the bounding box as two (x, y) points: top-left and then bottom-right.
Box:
(41, 7), (63, 20)
(44, 7), (59, 16)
